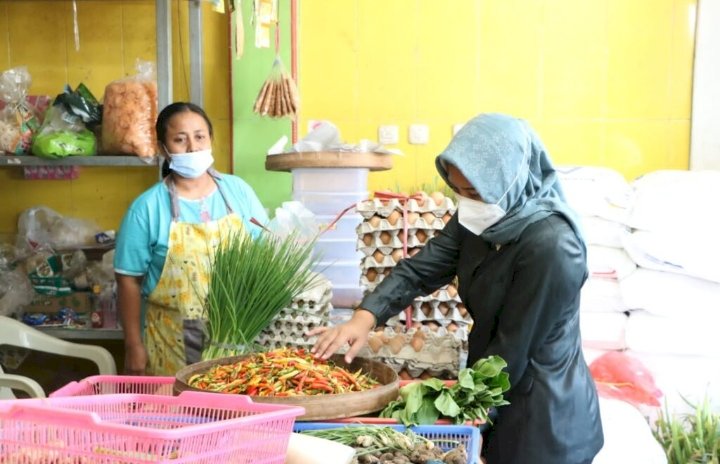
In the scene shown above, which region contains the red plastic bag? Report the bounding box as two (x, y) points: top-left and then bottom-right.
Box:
(589, 351), (663, 407)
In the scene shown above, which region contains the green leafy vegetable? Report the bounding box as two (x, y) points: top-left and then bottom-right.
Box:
(380, 355), (511, 426)
(653, 395), (720, 463)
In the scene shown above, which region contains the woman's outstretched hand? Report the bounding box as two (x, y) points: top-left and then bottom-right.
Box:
(308, 309), (377, 363)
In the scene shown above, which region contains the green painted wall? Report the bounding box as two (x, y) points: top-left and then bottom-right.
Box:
(231, 1), (293, 214)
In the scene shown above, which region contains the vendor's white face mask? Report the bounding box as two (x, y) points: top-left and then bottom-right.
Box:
(168, 149), (214, 179)
(457, 195), (506, 235)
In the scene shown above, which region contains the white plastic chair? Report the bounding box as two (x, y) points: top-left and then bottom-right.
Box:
(0, 315), (117, 398)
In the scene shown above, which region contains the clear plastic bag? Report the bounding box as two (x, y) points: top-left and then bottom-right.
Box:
(0, 66), (40, 154)
(101, 60), (158, 157)
(0, 268), (34, 317)
(17, 206), (100, 250)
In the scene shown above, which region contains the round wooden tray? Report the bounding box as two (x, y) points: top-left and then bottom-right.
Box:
(265, 151), (394, 172)
(174, 354), (399, 421)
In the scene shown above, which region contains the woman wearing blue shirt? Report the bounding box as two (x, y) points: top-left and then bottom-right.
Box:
(114, 102), (267, 376)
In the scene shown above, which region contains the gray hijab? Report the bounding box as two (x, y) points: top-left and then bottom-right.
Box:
(436, 113), (584, 246)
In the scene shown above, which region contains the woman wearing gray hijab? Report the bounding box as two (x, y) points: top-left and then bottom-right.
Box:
(310, 113), (604, 463)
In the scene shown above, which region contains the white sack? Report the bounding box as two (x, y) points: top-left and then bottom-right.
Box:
(626, 310), (720, 357)
(580, 312), (628, 350)
(619, 268), (720, 318)
(592, 397), (667, 464)
(628, 351), (720, 415)
(581, 278), (628, 313)
(622, 229), (720, 283)
(580, 216), (630, 249)
(627, 169), (720, 233)
(556, 165), (633, 222)
(587, 245), (637, 280)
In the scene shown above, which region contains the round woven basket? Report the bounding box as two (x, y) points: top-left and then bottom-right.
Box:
(174, 353), (399, 421)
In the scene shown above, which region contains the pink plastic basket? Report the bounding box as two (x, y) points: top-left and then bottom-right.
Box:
(51, 375), (176, 397)
(0, 392), (304, 463)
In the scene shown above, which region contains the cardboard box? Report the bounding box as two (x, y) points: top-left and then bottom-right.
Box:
(23, 292), (93, 314)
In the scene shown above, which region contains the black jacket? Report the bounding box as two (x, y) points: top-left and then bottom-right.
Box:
(361, 213), (604, 464)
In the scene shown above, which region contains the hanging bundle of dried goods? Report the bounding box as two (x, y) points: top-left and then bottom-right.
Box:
(253, 56), (299, 118)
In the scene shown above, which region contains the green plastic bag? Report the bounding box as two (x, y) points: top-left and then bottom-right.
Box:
(31, 105), (96, 158)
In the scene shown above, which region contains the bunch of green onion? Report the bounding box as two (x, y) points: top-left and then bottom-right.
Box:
(202, 229), (319, 360)
(654, 395), (720, 463)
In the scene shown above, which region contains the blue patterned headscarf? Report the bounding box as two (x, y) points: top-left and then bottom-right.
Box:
(436, 113), (584, 246)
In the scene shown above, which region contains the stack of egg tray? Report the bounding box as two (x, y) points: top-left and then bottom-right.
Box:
(256, 273), (333, 350)
(354, 193), (471, 378)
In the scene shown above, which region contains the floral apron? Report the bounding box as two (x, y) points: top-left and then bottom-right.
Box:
(144, 172), (244, 375)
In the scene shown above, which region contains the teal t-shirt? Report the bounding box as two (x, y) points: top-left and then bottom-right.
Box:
(113, 174), (268, 297)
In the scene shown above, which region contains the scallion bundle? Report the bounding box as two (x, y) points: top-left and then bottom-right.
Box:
(202, 230), (319, 360)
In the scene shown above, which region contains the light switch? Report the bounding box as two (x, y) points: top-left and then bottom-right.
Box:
(409, 124), (429, 145)
(378, 125), (399, 145)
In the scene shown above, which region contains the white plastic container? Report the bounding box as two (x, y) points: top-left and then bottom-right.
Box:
(292, 168), (369, 194)
(314, 238), (362, 262)
(329, 285), (364, 309)
(316, 213), (363, 240)
(294, 191), (368, 215)
(314, 260), (362, 288)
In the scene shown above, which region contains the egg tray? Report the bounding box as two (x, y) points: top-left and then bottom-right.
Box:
(255, 332), (317, 350)
(273, 305), (331, 325)
(396, 301), (472, 326)
(356, 214), (450, 234)
(354, 328), (465, 378)
(356, 197), (456, 218)
(356, 229), (436, 255)
(291, 273), (333, 306)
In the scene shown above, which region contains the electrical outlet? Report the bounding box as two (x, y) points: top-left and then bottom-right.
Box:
(409, 124), (429, 145)
(378, 125), (399, 145)
(452, 123), (465, 136)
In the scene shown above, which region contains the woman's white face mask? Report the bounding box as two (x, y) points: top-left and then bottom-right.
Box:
(457, 195), (507, 235)
(167, 149), (214, 179)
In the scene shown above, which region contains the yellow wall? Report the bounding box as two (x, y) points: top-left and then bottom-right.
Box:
(298, 0), (696, 193)
(0, 0), (229, 236)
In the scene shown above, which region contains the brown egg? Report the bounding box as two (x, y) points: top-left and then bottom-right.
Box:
(386, 210), (402, 226)
(430, 191), (445, 206)
(410, 336), (425, 352)
(383, 268), (392, 276)
(457, 304), (468, 318)
(421, 303), (433, 318)
(415, 229), (428, 244)
(421, 212), (436, 226)
(362, 233), (374, 246)
(365, 268), (378, 282)
(368, 215), (382, 228)
(413, 192), (427, 207)
(442, 212), (453, 224)
(408, 247), (421, 257)
(438, 302), (451, 316)
(425, 321), (440, 332)
(391, 249), (404, 263)
(447, 284), (458, 298)
(368, 335), (383, 353)
(447, 322), (459, 333)
(373, 249), (385, 264)
(406, 212), (420, 226)
(389, 334), (406, 354)
(379, 231), (393, 244)
(398, 369), (413, 380)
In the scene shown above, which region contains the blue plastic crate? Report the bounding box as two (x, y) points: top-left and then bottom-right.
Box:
(294, 422), (481, 464)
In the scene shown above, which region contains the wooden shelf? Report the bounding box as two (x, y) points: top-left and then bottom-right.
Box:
(265, 151), (394, 172)
(1, 155), (159, 167)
